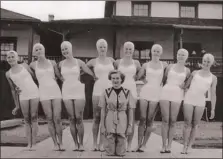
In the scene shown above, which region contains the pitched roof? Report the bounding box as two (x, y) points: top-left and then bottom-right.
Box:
(0, 8), (40, 22)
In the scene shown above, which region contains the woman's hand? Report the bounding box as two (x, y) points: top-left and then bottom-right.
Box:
(142, 78), (147, 84)
(126, 125), (132, 136)
(94, 76), (98, 81)
(179, 83), (185, 89)
(209, 110), (215, 120)
(15, 87), (21, 95)
(100, 126), (106, 135)
(12, 107), (19, 115)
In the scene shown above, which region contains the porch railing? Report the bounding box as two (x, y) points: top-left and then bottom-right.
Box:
(1, 55), (222, 76)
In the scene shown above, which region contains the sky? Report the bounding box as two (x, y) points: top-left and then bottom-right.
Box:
(1, 1), (105, 21)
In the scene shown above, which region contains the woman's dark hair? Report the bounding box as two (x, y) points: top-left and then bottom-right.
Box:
(108, 70), (125, 84)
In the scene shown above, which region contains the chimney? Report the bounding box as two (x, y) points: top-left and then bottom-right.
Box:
(48, 14), (54, 21)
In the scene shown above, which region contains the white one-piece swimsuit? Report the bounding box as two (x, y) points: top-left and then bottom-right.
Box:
(9, 65), (39, 101)
(140, 62), (164, 102)
(160, 64), (187, 103)
(184, 71), (213, 107)
(93, 58), (114, 96)
(118, 59), (137, 99)
(35, 60), (62, 101)
(61, 58), (85, 100)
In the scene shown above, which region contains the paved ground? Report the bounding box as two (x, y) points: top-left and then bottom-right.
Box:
(1, 121), (222, 158)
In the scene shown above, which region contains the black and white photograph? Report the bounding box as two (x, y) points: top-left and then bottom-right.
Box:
(0, 0), (222, 158)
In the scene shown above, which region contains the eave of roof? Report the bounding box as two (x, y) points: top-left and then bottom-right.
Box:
(0, 8), (41, 22)
(44, 16), (222, 29)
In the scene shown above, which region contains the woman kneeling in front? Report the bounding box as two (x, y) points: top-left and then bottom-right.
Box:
(100, 70), (135, 156)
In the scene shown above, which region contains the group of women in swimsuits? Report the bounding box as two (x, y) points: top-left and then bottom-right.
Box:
(5, 38), (217, 155)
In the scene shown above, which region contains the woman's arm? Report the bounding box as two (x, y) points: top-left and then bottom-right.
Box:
(180, 67), (191, 89)
(162, 64), (172, 85)
(78, 59), (96, 78)
(114, 59), (120, 70)
(210, 75), (217, 119)
(51, 60), (64, 82)
(136, 63), (146, 81)
(134, 60), (142, 81)
(184, 70), (196, 90)
(5, 72), (20, 110)
(86, 58), (95, 69)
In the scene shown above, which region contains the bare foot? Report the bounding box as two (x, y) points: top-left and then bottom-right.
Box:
(91, 144), (99, 151)
(181, 146), (187, 154)
(73, 144), (79, 151)
(138, 145), (146, 152)
(79, 145), (84, 151)
(160, 147), (166, 153)
(99, 145), (105, 152)
(59, 144), (65, 151)
(132, 146), (140, 152)
(166, 146), (171, 153)
(53, 144), (60, 151)
(126, 145), (132, 152)
(26, 145), (32, 151)
(185, 146), (192, 154)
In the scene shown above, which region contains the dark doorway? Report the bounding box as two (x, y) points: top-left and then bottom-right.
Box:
(132, 41), (154, 61)
(40, 30), (63, 57)
(178, 42), (202, 57)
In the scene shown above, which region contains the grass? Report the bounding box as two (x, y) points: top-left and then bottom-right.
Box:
(152, 121), (222, 149)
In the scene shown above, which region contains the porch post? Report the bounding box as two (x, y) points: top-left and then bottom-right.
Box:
(180, 28), (183, 49)
(28, 25), (34, 64)
(112, 27), (117, 59)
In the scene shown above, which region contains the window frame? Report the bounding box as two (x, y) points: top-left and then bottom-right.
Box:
(0, 37), (17, 57)
(132, 1), (151, 17)
(179, 2), (198, 18)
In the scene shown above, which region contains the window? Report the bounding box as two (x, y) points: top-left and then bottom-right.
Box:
(180, 2), (197, 18)
(133, 41), (154, 60)
(132, 1), (150, 16)
(0, 37), (17, 56)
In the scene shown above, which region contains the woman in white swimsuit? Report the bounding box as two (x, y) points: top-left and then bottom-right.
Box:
(159, 48), (190, 153)
(135, 44), (168, 152)
(115, 41), (141, 152)
(87, 39), (115, 151)
(30, 43), (63, 151)
(59, 41), (95, 151)
(181, 53), (217, 154)
(5, 51), (39, 150)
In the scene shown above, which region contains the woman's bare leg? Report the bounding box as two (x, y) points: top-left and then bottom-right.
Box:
(20, 100), (32, 149)
(64, 99), (79, 150)
(135, 99), (147, 151)
(52, 98), (63, 150)
(30, 98), (39, 148)
(182, 104), (193, 154)
(41, 100), (59, 150)
(159, 100), (170, 152)
(186, 106), (204, 153)
(74, 99), (85, 151)
(140, 101), (158, 151)
(167, 102), (181, 151)
(92, 96), (101, 150)
(127, 108), (135, 152)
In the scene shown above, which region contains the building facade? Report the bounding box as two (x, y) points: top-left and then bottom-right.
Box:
(0, 8), (41, 62)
